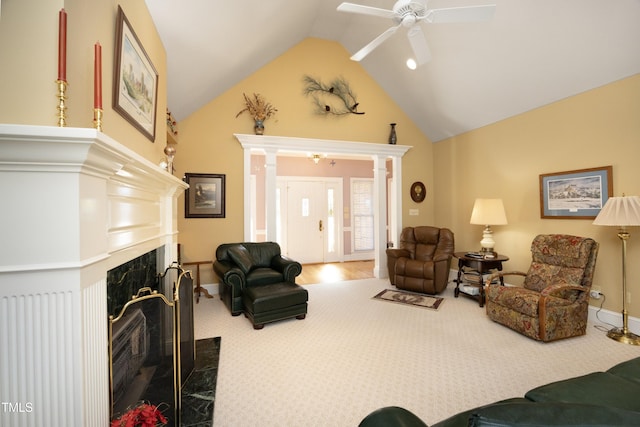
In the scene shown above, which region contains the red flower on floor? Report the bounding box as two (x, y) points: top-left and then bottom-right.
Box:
(111, 403), (168, 427)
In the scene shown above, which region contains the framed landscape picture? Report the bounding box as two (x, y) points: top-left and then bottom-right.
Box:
(184, 173), (226, 218)
(113, 6), (158, 142)
(539, 166), (613, 219)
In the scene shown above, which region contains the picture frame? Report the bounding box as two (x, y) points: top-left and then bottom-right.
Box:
(113, 6), (158, 142)
(539, 166), (613, 219)
(184, 173), (226, 218)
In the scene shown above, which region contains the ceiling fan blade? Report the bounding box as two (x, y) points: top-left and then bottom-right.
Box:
(337, 2), (396, 20)
(425, 4), (496, 23)
(407, 25), (431, 66)
(350, 25), (400, 61)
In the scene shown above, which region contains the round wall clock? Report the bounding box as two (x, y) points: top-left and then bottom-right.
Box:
(410, 181), (426, 203)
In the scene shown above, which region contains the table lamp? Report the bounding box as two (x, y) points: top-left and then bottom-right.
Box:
(593, 195), (640, 345)
(470, 198), (508, 255)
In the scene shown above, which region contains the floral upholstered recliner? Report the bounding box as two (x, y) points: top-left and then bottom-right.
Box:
(485, 234), (598, 342)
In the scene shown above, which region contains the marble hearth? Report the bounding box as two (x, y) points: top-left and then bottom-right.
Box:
(0, 125), (188, 427)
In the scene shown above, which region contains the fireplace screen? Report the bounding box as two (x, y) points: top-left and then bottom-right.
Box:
(111, 307), (149, 404)
(109, 288), (178, 424)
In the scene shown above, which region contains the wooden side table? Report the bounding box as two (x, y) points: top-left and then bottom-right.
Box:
(182, 261), (214, 303)
(453, 252), (509, 307)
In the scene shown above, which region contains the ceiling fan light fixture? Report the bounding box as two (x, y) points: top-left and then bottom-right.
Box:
(400, 14), (417, 26)
(406, 58), (417, 70)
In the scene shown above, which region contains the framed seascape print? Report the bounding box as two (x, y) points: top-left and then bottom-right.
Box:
(184, 173), (226, 218)
(539, 166), (613, 219)
(113, 6), (158, 142)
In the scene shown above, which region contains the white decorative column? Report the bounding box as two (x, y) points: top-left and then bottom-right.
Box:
(389, 155), (404, 247)
(373, 154), (389, 278)
(0, 125), (187, 427)
(264, 148), (278, 242)
(242, 146), (253, 241)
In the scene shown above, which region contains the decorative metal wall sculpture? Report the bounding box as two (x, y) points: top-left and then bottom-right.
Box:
(303, 75), (365, 116)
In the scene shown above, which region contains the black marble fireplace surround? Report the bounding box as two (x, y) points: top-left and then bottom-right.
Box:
(107, 248), (161, 317)
(182, 337), (220, 426)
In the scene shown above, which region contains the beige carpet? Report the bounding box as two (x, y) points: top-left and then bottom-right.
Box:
(193, 279), (640, 426)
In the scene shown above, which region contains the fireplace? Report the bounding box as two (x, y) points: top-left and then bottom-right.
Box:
(107, 250), (196, 426)
(0, 125), (188, 427)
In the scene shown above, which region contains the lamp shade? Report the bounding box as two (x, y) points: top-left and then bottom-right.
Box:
(470, 199), (508, 225)
(593, 196), (640, 227)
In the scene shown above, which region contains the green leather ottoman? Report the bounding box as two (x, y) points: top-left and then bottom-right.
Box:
(242, 282), (308, 329)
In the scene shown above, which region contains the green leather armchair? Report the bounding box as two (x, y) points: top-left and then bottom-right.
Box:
(213, 242), (302, 315)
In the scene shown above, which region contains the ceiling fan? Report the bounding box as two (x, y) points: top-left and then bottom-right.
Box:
(337, 0), (496, 66)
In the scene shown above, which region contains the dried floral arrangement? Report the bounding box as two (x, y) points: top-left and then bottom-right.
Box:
(110, 402), (168, 427)
(303, 75), (365, 115)
(236, 93), (278, 122)
(166, 109), (178, 136)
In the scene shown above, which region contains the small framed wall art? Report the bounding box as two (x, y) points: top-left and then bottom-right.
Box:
(539, 165), (612, 219)
(113, 6), (158, 142)
(184, 173), (226, 218)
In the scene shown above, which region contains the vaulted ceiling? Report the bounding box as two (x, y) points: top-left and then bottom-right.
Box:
(146, 0), (640, 142)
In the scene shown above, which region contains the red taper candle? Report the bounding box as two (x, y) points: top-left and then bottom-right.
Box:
(58, 9), (67, 82)
(94, 42), (102, 109)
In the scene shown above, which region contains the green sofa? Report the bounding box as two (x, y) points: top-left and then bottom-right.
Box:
(360, 356), (640, 427)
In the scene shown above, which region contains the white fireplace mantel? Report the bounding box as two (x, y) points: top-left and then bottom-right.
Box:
(0, 124), (188, 427)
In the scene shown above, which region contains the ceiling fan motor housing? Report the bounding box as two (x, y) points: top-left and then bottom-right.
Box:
(394, 0), (427, 26)
(394, 0), (427, 17)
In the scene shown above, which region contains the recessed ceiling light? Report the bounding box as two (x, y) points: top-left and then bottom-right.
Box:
(406, 58), (417, 70)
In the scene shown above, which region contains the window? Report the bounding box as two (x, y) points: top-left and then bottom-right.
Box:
(327, 188), (335, 253)
(352, 179), (374, 251)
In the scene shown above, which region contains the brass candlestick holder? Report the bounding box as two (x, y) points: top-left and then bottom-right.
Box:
(56, 80), (67, 127)
(93, 108), (103, 131)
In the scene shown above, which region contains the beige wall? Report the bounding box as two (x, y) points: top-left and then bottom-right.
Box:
(175, 38), (434, 283)
(434, 73), (640, 317)
(0, 0), (168, 163)
(5, 3), (637, 318)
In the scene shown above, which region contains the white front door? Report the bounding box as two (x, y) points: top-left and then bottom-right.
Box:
(280, 178), (342, 264)
(287, 180), (324, 264)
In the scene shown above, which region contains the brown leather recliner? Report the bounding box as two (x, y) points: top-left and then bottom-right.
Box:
(386, 226), (455, 295)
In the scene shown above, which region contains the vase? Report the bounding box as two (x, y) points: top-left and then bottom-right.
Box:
(388, 123), (397, 144)
(254, 120), (264, 135)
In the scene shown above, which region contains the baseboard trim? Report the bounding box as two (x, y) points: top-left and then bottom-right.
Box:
(588, 305), (640, 336)
(343, 253), (375, 262)
(200, 283), (218, 295)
